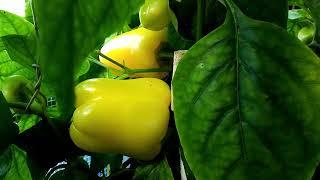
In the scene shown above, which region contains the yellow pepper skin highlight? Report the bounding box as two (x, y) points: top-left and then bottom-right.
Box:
(69, 78), (171, 160)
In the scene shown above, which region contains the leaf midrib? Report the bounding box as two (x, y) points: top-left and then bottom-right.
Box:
(227, 1), (248, 161)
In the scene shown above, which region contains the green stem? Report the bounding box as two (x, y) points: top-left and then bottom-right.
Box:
(9, 102), (43, 117)
(196, 0), (204, 41)
(96, 51), (129, 71)
(93, 52), (170, 75)
(116, 74), (130, 80)
(128, 67), (170, 74)
(87, 56), (123, 74)
(30, 0), (39, 37)
(25, 87), (40, 112)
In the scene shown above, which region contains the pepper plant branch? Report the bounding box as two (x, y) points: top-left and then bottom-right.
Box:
(94, 51), (171, 75)
(96, 51), (129, 71)
(9, 102), (44, 117)
(87, 56), (123, 74)
(196, 0), (204, 41)
(25, 64), (43, 112)
(128, 67), (170, 74)
(116, 74), (130, 80)
(25, 88), (40, 111)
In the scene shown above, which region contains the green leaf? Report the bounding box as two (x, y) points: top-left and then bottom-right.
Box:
(0, 50), (34, 89)
(89, 153), (123, 178)
(288, 0), (304, 7)
(3, 145), (32, 180)
(180, 149), (196, 180)
(0, 11), (35, 86)
(17, 115), (40, 133)
(203, 0), (227, 36)
(0, 92), (19, 154)
(288, 9), (311, 20)
(0, 10), (34, 37)
(75, 60), (90, 82)
(167, 24), (194, 50)
(0, 148), (12, 179)
(1, 34), (36, 70)
(33, 0), (144, 120)
(305, 0), (320, 42)
(287, 9), (313, 37)
(170, 0), (197, 40)
(173, 0), (320, 179)
(133, 157), (174, 180)
(25, 0), (34, 24)
(232, 0), (288, 27)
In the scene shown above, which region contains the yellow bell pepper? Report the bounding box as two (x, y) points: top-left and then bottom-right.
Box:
(69, 78), (171, 160)
(99, 27), (167, 78)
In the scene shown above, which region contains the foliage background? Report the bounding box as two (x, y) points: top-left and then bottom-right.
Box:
(0, 0), (320, 179)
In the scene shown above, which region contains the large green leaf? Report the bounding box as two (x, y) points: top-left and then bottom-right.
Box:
(0, 49), (34, 89)
(173, 0), (320, 179)
(305, 0), (320, 43)
(133, 157), (174, 180)
(0, 148), (12, 179)
(0, 92), (19, 154)
(2, 34), (36, 70)
(33, 0), (144, 120)
(0, 10), (34, 37)
(0, 10), (35, 82)
(232, 0), (288, 27)
(3, 145), (32, 180)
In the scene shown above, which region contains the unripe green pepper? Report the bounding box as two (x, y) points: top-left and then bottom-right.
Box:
(69, 78), (171, 161)
(1, 75), (46, 113)
(139, 0), (171, 31)
(298, 26), (315, 44)
(99, 27), (168, 79)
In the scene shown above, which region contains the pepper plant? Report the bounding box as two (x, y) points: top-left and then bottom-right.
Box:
(0, 0), (320, 179)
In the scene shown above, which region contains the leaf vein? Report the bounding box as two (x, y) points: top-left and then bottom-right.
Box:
(191, 61), (232, 105)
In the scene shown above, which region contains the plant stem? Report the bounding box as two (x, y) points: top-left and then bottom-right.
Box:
(196, 0), (204, 41)
(30, 0), (39, 37)
(128, 67), (170, 74)
(25, 87), (40, 112)
(116, 74), (130, 80)
(92, 52), (170, 76)
(87, 56), (123, 74)
(9, 102), (43, 117)
(96, 51), (129, 71)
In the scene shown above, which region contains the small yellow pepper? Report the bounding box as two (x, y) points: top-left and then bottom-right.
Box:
(69, 78), (171, 160)
(99, 27), (167, 78)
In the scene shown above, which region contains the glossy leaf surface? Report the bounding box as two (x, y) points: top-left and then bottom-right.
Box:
(173, 0), (320, 179)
